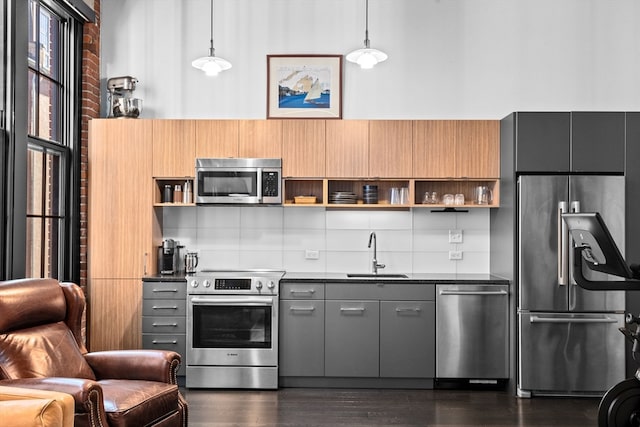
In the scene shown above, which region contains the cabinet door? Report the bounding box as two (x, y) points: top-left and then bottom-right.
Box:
(380, 301), (435, 378)
(279, 300), (325, 377)
(89, 279), (142, 351)
(457, 120), (500, 178)
(571, 112), (625, 173)
(88, 119), (159, 278)
(238, 120), (283, 158)
(369, 120), (412, 178)
(195, 120), (239, 158)
(412, 120), (456, 178)
(152, 120), (195, 177)
(325, 120), (369, 177)
(515, 112), (571, 172)
(282, 120), (326, 177)
(325, 300), (379, 377)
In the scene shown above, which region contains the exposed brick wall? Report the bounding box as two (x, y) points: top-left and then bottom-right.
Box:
(80, 0), (100, 292)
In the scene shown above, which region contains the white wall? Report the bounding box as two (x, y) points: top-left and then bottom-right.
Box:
(102, 0), (637, 273)
(101, 0), (640, 119)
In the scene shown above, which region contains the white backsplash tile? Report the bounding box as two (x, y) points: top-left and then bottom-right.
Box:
(164, 207), (491, 274)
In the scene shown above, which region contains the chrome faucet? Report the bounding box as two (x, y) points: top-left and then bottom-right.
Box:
(368, 232), (386, 274)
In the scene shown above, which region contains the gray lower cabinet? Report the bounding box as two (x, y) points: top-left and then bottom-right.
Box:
(279, 283), (325, 377)
(142, 279), (187, 376)
(325, 300), (380, 377)
(380, 301), (435, 378)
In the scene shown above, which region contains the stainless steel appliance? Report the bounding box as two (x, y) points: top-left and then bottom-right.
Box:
(186, 269), (284, 389)
(195, 158), (282, 205)
(158, 239), (182, 275)
(516, 175), (626, 396)
(107, 76), (142, 118)
(436, 284), (509, 380)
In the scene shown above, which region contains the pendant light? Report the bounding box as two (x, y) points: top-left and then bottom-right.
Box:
(346, 0), (388, 69)
(192, 0), (232, 76)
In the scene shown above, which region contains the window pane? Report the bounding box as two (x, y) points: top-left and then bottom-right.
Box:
(28, 0), (37, 67)
(26, 217), (61, 279)
(38, 76), (60, 141)
(26, 217), (43, 277)
(27, 147), (44, 215)
(39, 6), (60, 80)
(28, 70), (37, 136)
(44, 150), (63, 216)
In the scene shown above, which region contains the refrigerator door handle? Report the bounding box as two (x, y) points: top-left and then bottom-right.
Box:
(530, 315), (619, 324)
(558, 201), (569, 286)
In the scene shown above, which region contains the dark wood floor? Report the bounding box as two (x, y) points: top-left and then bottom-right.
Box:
(183, 387), (599, 426)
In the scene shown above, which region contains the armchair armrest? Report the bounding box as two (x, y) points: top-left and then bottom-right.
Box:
(84, 350), (181, 384)
(0, 377), (108, 427)
(0, 385), (74, 427)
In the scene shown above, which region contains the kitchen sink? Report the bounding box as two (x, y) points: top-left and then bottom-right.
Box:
(346, 273), (409, 279)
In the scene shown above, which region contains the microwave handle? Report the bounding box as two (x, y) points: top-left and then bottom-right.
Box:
(257, 167), (263, 202)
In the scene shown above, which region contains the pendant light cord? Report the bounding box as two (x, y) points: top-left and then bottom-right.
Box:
(364, 0), (370, 48)
(208, 0), (215, 56)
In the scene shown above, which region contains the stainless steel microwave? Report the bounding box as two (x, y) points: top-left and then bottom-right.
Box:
(195, 158), (282, 205)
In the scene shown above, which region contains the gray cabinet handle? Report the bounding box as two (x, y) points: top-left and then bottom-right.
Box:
(153, 288), (178, 293)
(152, 339), (178, 344)
(152, 305), (179, 310)
(395, 307), (422, 312)
(289, 306), (316, 312)
(289, 289), (316, 295)
(340, 307), (366, 312)
(152, 322), (178, 327)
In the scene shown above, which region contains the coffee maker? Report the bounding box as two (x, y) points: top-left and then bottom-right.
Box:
(158, 239), (181, 275)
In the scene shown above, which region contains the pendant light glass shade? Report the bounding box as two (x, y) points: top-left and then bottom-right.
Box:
(192, 0), (231, 76)
(346, 0), (387, 69)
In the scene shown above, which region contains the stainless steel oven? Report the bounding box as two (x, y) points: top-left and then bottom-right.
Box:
(186, 269), (283, 389)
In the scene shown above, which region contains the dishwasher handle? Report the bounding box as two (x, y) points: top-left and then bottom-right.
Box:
(530, 315), (619, 324)
(439, 289), (508, 296)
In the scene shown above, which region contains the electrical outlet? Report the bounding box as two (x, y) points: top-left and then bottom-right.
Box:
(449, 250), (463, 260)
(449, 229), (463, 243)
(305, 250), (320, 260)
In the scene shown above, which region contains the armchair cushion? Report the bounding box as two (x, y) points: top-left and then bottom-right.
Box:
(0, 322), (96, 380)
(100, 380), (180, 427)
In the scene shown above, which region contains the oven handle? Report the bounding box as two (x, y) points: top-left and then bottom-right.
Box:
(190, 296), (275, 306)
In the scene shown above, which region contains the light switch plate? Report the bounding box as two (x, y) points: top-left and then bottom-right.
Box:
(449, 229), (463, 243)
(305, 250), (320, 260)
(449, 250), (463, 260)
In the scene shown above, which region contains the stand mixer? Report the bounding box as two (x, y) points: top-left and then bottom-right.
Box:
(107, 76), (142, 118)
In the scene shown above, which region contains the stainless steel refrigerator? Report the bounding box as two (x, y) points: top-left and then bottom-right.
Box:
(517, 175), (626, 397)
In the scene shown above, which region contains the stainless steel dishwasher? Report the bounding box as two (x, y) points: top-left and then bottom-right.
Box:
(436, 284), (509, 380)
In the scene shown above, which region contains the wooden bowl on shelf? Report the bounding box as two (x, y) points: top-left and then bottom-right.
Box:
(294, 196), (317, 204)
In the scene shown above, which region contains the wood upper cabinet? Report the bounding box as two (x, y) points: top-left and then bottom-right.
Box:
(195, 119), (239, 158)
(152, 120), (195, 177)
(369, 120), (413, 178)
(282, 120), (326, 177)
(413, 120), (457, 178)
(239, 120), (283, 158)
(88, 119), (160, 279)
(326, 120), (369, 177)
(457, 120), (500, 178)
(413, 120), (499, 178)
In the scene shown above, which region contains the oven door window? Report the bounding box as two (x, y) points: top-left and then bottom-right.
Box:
(198, 171), (257, 197)
(192, 305), (272, 349)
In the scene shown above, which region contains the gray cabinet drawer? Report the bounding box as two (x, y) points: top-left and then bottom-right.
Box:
(143, 281), (186, 299)
(281, 283), (325, 300)
(143, 299), (187, 316)
(326, 283), (434, 301)
(142, 316), (186, 334)
(142, 334), (186, 375)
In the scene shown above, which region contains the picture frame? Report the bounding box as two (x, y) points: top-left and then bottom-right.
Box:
(267, 54), (342, 119)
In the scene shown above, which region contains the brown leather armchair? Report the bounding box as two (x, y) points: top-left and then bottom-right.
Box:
(0, 278), (188, 427)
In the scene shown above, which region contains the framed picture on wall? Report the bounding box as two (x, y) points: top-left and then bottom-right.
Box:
(267, 54), (342, 119)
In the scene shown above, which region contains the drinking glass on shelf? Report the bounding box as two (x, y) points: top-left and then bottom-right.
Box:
(442, 194), (454, 205)
(399, 187), (409, 205)
(390, 188), (400, 205)
(454, 193), (465, 205)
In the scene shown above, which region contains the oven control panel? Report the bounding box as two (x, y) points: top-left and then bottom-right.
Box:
(215, 278), (251, 290)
